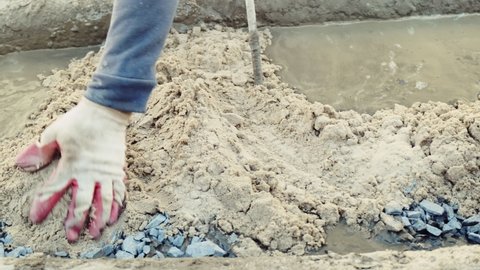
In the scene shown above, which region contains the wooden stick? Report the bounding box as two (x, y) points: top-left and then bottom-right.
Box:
(245, 0), (263, 85)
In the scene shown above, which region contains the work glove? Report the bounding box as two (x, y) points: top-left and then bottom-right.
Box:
(15, 97), (130, 242)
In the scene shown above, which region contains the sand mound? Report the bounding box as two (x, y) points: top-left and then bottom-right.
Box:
(1, 26), (479, 257)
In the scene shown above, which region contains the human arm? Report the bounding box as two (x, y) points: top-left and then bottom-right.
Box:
(15, 0), (179, 242)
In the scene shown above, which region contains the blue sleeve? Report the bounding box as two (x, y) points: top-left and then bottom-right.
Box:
(85, 0), (179, 113)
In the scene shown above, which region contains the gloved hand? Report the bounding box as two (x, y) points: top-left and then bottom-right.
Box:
(15, 98), (130, 242)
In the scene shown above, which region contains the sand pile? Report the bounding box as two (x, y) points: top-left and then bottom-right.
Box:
(0, 26), (479, 257)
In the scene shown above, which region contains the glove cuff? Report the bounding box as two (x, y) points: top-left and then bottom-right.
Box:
(81, 97), (131, 127)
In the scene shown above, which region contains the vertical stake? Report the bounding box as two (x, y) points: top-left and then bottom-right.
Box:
(245, 0), (263, 85)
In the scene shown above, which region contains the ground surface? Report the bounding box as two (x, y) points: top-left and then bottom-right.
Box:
(1, 25), (480, 267)
(2, 245), (480, 269)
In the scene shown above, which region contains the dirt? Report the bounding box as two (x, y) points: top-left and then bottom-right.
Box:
(1, 24), (480, 267)
(2, 0), (480, 54)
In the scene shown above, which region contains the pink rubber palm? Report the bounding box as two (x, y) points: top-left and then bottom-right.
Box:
(15, 98), (130, 242)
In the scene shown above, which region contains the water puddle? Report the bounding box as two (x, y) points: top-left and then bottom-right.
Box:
(0, 46), (99, 139)
(266, 14), (480, 114)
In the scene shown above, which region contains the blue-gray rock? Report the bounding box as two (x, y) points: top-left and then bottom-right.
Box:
(455, 214), (466, 221)
(384, 201), (403, 215)
(115, 250), (135, 259)
(110, 230), (123, 244)
(102, 244), (114, 256)
(380, 213), (404, 232)
(7, 247), (26, 258)
(137, 253), (145, 258)
(401, 216), (411, 227)
(447, 218), (462, 230)
(435, 221), (445, 228)
(191, 236), (202, 244)
(185, 240), (227, 258)
(175, 24), (189, 34)
(134, 232), (146, 241)
(403, 180), (417, 194)
(411, 219), (427, 232)
(171, 235), (185, 247)
(151, 239), (162, 248)
(419, 200), (444, 216)
(467, 232), (480, 244)
(442, 223), (455, 233)
(54, 251), (69, 258)
(426, 225), (442, 236)
(442, 204), (455, 221)
(153, 251), (165, 259)
(463, 215), (480, 226)
(149, 228), (159, 237)
(157, 230), (165, 242)
(466, 224), (480, 234)
(2, 234), (12, 244)
(167, 246), (184, 258)
(145, 214), (167, 230)
(414, 207), (427, 222)
(143, 245), (151, 255)
(136, 241), (146, 254)
(143, 237), (152, 243)
(434, 215), (445, 224)
(406, 211), (421, 219)
(228, 233), (239, 244)
(25, 247), (33, 255)
(81, 248), (104, 259)
(122, 236), (138, 256)
(0, 243), (5, 257)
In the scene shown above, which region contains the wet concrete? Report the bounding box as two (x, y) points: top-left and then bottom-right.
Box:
(315, 222), (468, 255)
(0, 46), (99, 139)
(0, 0), (111, 55)
(266, 14), (480, 113)
(318, 223), (406, 255)
(2, 0), (480, 54)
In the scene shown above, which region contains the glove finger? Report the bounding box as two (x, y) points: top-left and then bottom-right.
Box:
(29, 164), (72, 224)
(64, 178), (95, 243)
(16, 119), (61, 172)
(107, 178), (126, 225)
(16, 141), (59, 172)
(88, 180), (113, 239)
(113, 178), (126, 207)
(108, 200), (122, 225)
